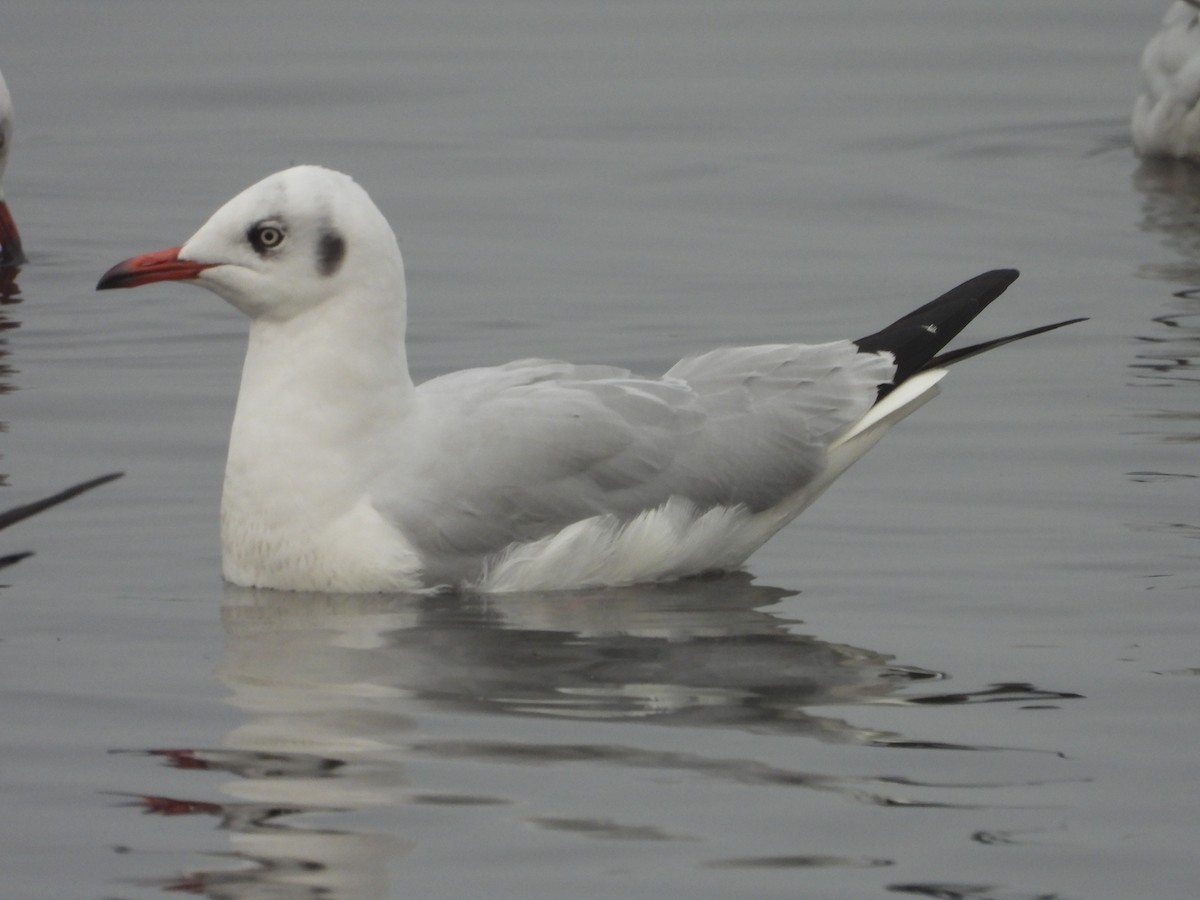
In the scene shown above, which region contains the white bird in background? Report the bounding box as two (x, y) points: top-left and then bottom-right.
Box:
(1134, 1), (1200, 161)
(98, 166), (1082, 594)
(0, 66), (25, 268)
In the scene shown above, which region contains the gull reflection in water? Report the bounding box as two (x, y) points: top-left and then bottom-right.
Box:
(1126, 160), (1200, 551)
(120, 575), (1073, 897)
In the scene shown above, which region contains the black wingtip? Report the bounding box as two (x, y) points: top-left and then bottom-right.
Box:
(926, 317), (1088, 369)
(0, 550), (35, 570)
(0, 471), (125, 532)
(854, 269), (1022, 390)
(854, 270), (1086, 400)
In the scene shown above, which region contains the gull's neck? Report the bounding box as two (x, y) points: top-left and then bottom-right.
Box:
(235, 285), (415, 435)
(220, 278), (418, 588)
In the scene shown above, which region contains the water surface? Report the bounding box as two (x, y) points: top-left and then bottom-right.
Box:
(1, 2), (1196, 898)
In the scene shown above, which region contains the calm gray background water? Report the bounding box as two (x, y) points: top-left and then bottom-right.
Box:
(2, 2), (1196, 898)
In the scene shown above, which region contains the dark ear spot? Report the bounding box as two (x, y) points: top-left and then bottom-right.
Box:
(316, 229), (346, 277)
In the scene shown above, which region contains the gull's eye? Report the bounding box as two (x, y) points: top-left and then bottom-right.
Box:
(248, 221), (286, 255)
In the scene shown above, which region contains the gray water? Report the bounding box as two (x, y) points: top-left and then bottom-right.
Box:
(1, 2), (1196, 898)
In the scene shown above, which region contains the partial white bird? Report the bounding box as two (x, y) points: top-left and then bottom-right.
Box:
(1134, 1), (1200, 160)
(97, 166), (1082, 594)
(0, 66), (25, 267)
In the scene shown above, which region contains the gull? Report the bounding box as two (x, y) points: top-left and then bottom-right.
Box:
(97, 166), (1082, 594)
(0, 66), (25, 267)
(1134, 1), (1200, 160)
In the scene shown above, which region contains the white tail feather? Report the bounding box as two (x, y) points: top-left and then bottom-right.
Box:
(755, 368), (948, 530)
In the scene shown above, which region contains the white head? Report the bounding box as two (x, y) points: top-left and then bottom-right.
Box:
(97, 165), (405, 322)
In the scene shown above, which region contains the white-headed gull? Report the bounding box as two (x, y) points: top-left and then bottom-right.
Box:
(1134, 1), (1200, 160)
(0, 66), (24, 268)
(97, 166), (1082, 594)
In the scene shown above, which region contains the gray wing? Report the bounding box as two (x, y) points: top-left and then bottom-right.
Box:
(663, 341), (894, 506)
(381, 345), (893, 575)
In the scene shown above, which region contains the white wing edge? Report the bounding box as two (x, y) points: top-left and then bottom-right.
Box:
(776, 367), (949, 519)
(834, 368), (948, 447)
